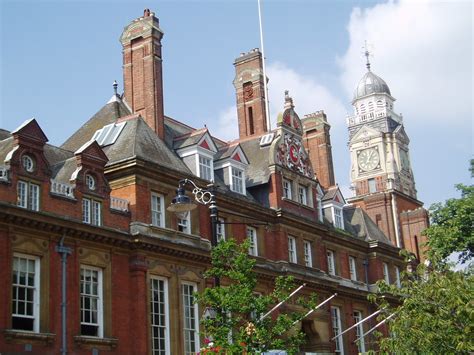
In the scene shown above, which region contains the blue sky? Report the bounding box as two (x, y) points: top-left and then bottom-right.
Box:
(1, 0), (472, 208)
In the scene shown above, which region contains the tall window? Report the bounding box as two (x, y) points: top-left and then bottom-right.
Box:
(333, 207), (343, 229)
(17, 180), (40, 211)
(303, 241), (312, 267)
(349, 256), (357, 281)
(82, 198), (101, 226)
(12, 254), (40, 332)
(368, 178), (376, 193)
(80, 266), (103, 337)
(298, 185), (307, 205)
(247, 227), (258, 256)
(288, 236), (297, 263)
(383, 262), (390, 284)
(199, 156), (212, 181)
(150, 277), (170, 355)
(177, 212), (191, 234)
(353, 311), (366, 353)
(283, 179), (292, 199)
(317, 197), (323, 222)
(231, 167), (244, 194)
(216, 218), (226, 242)
(331, 306), (344, 354)
(151, 193), (165, 227)
(327, 250), (335, 275)
(182, 283), (199, 355)
(395, 266), (401, 288)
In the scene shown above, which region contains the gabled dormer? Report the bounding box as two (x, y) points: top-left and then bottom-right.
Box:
(214, 143), (249, 195)
(174, 129), (218, 181)
(322, 186), (346, 230)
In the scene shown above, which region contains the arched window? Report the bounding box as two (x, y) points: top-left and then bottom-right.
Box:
(360, 104), (366, 114)
(368, 102), (374, 111)
(377, 100), (383, 107)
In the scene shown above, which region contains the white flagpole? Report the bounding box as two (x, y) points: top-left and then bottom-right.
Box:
(257, 0), (271, 131)
(293, 293), (338, 325)
(354, 312), (397, 344)
(259, 283), (306, 321)
(331, 308), (383, 341)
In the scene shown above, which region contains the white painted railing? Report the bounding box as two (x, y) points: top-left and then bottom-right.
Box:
(0, 166), (9, 182)
(50, 179), (75, 198)
(110, 196), (129, 212)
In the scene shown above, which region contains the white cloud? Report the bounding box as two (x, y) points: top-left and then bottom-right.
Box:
(338, 0), (472, 126)
(211, 105), (239, 142)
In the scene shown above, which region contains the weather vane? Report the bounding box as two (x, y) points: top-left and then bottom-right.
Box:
(362, 40), (373, 71)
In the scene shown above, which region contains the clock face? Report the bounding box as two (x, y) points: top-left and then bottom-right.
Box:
(358, 148), (380, 172)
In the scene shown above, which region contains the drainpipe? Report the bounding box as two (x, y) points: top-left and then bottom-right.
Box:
(56, 234), (72, 355)
(363, 259), (370, 291)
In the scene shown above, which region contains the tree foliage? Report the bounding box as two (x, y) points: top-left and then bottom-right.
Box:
(423, 160), (474, 264)
(368, 253), (474, 354)
(195, 238), (317, 354)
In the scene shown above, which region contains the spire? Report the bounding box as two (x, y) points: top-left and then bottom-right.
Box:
(284, 90), (294, 109)
(363, 40), (371, 71)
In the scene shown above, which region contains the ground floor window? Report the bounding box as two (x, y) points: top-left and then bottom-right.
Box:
(150, 277), (170, 355)
(182, 282), (199, 354)
(80, 265), (103, 337)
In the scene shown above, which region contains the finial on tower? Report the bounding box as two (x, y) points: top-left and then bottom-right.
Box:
(363, 40), (372, 71)
(113, 80), (118, 95)
(144, 8), (151, 17)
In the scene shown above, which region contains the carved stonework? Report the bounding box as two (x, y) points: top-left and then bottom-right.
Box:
(275, 133), (314, 178)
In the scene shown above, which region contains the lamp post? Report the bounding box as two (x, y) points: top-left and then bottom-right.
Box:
(168, 179), (220, 287)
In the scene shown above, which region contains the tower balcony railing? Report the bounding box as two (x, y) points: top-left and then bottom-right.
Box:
(50, 179), (75, 198)
(110, 196), (129, 212)
(347, 108), (402, 125)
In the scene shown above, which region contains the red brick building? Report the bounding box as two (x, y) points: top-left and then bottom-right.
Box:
(0, 9), (416, 355)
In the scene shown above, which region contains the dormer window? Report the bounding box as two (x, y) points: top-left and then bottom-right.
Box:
(21, 154), (35, 173)
(198, 156), (213, 181)
(231, 167), (244, 194)
(85, 174), (96, 191)
(333, 207), (344, 229)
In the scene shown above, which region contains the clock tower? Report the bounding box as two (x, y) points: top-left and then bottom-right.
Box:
(347, 53), (429, 259)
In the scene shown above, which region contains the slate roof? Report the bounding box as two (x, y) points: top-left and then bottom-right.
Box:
(172, 128), (208, 150)
(51, 157), (77, 183)
(214, 142), (240, 161)
(0, 129), (11, 140)
(343, 206), (392, 245)
(322, 186), (339, 201)
(239, 137), (272, 187)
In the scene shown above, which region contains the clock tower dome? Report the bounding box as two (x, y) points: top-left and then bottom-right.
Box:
(346, 53), (429, 260)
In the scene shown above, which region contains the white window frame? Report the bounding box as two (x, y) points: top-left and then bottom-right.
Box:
(327, 250), (335, 275)
(298, 185), (307, 205)
(182, 282), (200, 355)
(303, 240), (312, 267)
(82, 198), (102, 226)
(333, 206), (344, 229)
(17, 180), (40, 211)
(383, 262), (390, 284)
(247, 226), (258, 256)
(395, 266), (401, 288)
(198, 155), (213, 181)
(85, 174), (96, 191)
(80, 265), (103, 337)
(216, 218), (226, 242)
(177, 211), (191, 234)
(353, 310), (366, 353)
(331, 306), (344, 354)
(368, 178), (376, 193)
(317, 196), (323, 222)
(283, 179), (292, 199)
(12, 253), (40, 332)
(230, 166), (244, 194)
(150, 276), (170, 355)
(288, 236), (297, 264)
(349, 256), (357, 281)
(22, 154), (35, 172)
(151, 193), (165, 228)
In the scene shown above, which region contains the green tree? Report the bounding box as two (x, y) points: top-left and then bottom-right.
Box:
(195, 238), (317, 354)
(368, 256), (474, 354)
(423, 160), (474, 264)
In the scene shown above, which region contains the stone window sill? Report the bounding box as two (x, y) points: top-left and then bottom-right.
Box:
(3, 329), (55, 345)
(74, 335), (118, 350)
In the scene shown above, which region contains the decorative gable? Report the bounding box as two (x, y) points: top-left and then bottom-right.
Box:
(276, 91), (303, 135)
(12, 118), (48, 145)
(274, 133), (314, 179)
(350, 125), (382, 143)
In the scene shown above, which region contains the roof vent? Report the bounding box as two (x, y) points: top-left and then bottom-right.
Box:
(92, 122), (126, 147)
(259, 133), (274, 147)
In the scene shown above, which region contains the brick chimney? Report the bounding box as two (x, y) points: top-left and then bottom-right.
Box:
(233, 48), (268, 139)
(302, 111), (335, 189)
(120, 9), (165, 139)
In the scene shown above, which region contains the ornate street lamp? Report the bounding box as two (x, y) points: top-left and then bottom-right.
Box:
(168, 179), (220, 286)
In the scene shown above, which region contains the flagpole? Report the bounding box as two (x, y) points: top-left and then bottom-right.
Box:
(331, 308), (383, 341)
(259, 283), (306, 321)
(354, 312), (397, 343)
(293, 293), (338, 325)
(257, 0), (271, 131)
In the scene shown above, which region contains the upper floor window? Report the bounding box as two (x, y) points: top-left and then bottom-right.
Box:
(82, 198), (102, 226)
(353, 311), (366, 353)
(21, 154), (35, 173)
(331, 306), (344, 354)
(80, 265), (103, 337)
(368, 178), (376, 193)
(231, 167), (244, 194)
(150, 276), (170, 354)
(247, 226), (258, 256)
(17, 180), (40, 211)
(151, 193), (165, 228)
(177, 211), (191, 234)
(360, 103), (366, 114)
(217, 218), (226, 242)
(349, 256), (357, 281)
(182, 282), (200, 354)
(12, 254), (40, 332)
(377, 99), (383, 107)
(327, 250), (336, 275)
(85, 174), (96, 191)
(303, 240), (312, 267)
(368, 101), (374, 111)
(298, 185), (308, 205)
(333, 207), (344, 229)
(395, 266), (401, 288)
(383, 262), (390, 283)
(288, 236), (297, 263)
(199, 156), (213, 181)
(283, 179), (292, 199)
